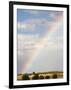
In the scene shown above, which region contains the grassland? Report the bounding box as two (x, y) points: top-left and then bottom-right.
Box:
(17, 71), (63, 80)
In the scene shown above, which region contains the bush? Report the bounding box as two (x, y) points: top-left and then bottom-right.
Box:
(22, 73), (29, 80)
(52, 74), (57, 79)
(39, 75), (44, 79)
(45, 75), (50, 79)
(32, 73), (39, 80)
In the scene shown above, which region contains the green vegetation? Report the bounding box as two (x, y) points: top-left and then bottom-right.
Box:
(17, 71), (63, 80)
(22, 73), (29, 80)
(32, 73), (39, 80)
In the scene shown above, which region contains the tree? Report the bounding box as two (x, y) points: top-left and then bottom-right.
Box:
(32, 73), (39, 80)
(22, 73), (29, 80)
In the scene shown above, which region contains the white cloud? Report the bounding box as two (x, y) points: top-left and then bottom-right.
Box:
(17, 18), (49, 32)
(17, 22), (36, 32)
(27, 10), (40, 15)
(17, 22), (27, 29)
(17, 13), (63, 73)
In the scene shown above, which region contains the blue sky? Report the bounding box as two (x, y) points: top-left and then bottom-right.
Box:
(17, 9), (55, 21)
(17, 9), (62, 21)
(17, 9), (63, 74)
(17, 9), (63, 37)
(17, 9), (50, 37)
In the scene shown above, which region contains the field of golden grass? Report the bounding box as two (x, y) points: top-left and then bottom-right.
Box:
(17, 71), (63, 80)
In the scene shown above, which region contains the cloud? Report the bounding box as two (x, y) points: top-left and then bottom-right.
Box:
(17, 18), (50, 37)
(27, 10), (40, 15)
(17, 15), (63, 57)
(18, 22), (27, 29)
(17, 22), (35, 32)
(17, 34), (39, 55)
(17, 10), (63, 73)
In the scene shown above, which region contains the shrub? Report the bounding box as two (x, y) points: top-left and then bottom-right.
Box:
(52, 74), (57, 79)
(45, 75), (50, 79)
(22, 73), (29, 80)
(39, 75), (44, 79)
(32, 73), (39, 80)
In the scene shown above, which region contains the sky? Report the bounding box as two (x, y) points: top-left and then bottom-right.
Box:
(17, 9), (63, 74)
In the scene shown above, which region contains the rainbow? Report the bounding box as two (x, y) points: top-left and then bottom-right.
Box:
(22, 16), (63, 73)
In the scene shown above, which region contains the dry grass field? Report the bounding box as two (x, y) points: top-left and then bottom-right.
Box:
(17, 71), (63, 80)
